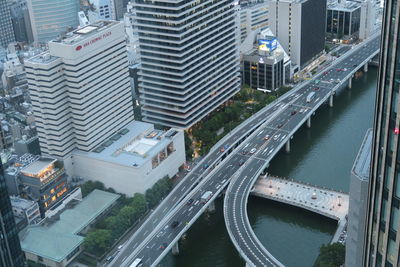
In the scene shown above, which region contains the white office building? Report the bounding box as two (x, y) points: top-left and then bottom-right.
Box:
(25, 21), (133, 163)
(131, 0), (241, 129)
(239, 1), (269, 43)
(268, 0), (327, 69)
(73, 121), (185, 196)
(360, 0), (378, 40)
(87, 0), (116, 22)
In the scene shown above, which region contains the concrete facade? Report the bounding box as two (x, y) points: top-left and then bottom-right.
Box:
(269, 0), (327, 69)
(25, 21), (134, 160)
(72, 121), (185, 196)
(346, 129), (372, 267)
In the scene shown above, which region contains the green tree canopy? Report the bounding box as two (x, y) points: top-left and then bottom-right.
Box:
(314, 243), (345, 267)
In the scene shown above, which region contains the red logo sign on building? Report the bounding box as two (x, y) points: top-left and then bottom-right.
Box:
(75, 45), (82, 51)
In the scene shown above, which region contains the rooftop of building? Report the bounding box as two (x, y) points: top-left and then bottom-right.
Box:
(352, 128), (372, 181)
(19, 189), (119, 262)
(73, 120), (179, 167)
(20, 157), (57, 176)
(242, 28), (289, 63)
(51, 20), (119, 46)
(328, 0), (361, 12)
(10, 196), (37, 210)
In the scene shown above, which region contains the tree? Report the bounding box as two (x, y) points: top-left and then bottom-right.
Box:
(314, 243), (345, 267)
(184, 132), (194, 160)
(80, 180), (106, 197)
(84, 229), (112, 255)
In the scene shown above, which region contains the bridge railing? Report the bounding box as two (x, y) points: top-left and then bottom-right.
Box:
(262, 175), (348, 195)
(251, 191), (340, 221)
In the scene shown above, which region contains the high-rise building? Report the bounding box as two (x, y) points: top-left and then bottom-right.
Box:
(26, 0), (79, 43)
(364, 0), (400, 266)
(326, 0), (361, 41)
(24, 21), (134, 162)
(0, 160), (25, 266)
(132, 0), (241, 129)
(239, 1), (269, 43)
(346, 129), (372, 267)
(9, 0), (34, 43)
(0, 0), (16, 47)
(360, 0), (378, 40)
(269, 0), (327, 69)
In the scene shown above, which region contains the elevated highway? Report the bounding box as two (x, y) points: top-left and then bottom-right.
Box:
(224, 33), (380, 266)
(110, 33), (380, 267)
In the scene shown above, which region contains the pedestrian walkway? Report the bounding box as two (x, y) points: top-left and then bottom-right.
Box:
(251, 175), (348, 243)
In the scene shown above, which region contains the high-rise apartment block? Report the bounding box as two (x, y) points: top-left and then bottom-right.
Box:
(26, 0), (79, 43)
(269, 0), (327, 69)
(25, 21), (134, 161)
(132, 0), (241, 128)
(0, 0), (16, 47)
(0, 161), (25, 267)
(364, 0), (400, 265)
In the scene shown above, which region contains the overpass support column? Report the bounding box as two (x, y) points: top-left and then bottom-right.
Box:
(245, 262), (253, 267)
(172, 241), (180, 256)
(364, 63), (368, 72)
(329, 94), (334, 107)
(285, 140), (291, 153)
(207, 200), (216, 213)
(307, 116), (311, 128)
(348, 76), (353, 89)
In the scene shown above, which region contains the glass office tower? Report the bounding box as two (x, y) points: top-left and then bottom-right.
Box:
(364, 0), (400, 266)
(0, 0), (15, 47)
(0, 161), (25, 266)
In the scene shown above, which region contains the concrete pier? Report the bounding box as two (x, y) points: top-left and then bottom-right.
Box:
(207, 200), (216, 213)
(329, 94), (334, 107)
(172, 241), (179, 255)
(307, 116), (311, 128)
(364, 63), (368, 72)
(348, 76), (353, 89)
(285, 140), (290, 153)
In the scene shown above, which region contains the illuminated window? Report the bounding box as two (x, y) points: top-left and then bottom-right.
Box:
(50, 189), (55, 194)
(51, 196), (56, 202)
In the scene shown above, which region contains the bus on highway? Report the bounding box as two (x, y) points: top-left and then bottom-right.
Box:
(130, 258), (143, 267)
(306, 92), (316, 103)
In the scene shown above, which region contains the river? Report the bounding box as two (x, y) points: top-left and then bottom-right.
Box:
(161, 68), (378, 267)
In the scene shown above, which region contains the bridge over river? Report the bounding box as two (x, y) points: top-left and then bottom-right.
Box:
(252, 175), (348, 244)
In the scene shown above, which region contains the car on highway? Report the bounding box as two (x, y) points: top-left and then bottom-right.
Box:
(238, 159), (245, 166)
(241, 150), (248, 155)
(277, 124), (283, 128)
(250, 148), (256, 154)
(220, 144), (229, 152)
(323, 71), (328, 75)
(171, 221), (179, 228)
(264, 135), (270, 140)
(159, 243), (168, 250)
(186, 198), (194, 205)
(203, 163), (209, 169)
(291, 110), (297, 115)
(313, 87), (320, 91)
(117, 245), (123, 250)
(106, 255), (115, 262)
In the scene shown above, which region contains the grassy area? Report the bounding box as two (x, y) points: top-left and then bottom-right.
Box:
(75, 253), (97, 267)
(187, 85), (292, 156)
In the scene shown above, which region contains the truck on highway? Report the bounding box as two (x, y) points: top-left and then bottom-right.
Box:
(130, 258), (143, 267)
(306, 92), (316, 103)
(200, 191), (213, 204)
